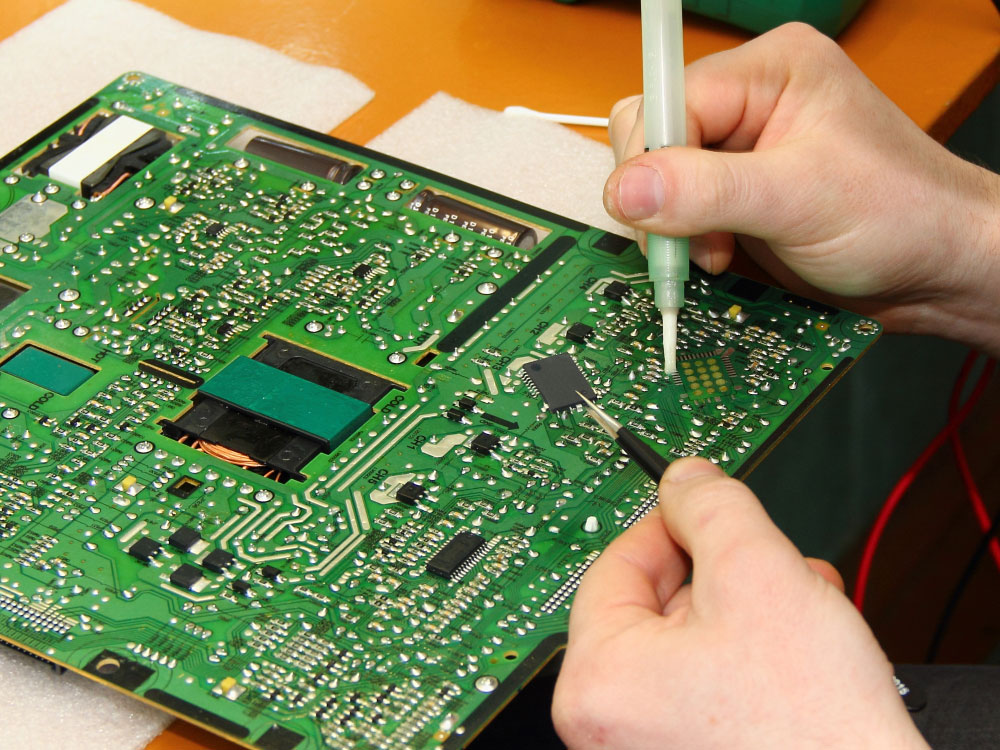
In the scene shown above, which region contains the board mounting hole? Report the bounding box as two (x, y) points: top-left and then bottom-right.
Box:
(820, 362), (834, 371)
(503, 650), (518, 661)
(96, 657), (121, 675)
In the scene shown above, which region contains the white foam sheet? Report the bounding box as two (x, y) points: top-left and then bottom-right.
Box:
(367, 92), (634, 238)
(0, 648), (171, 750)
(0, 1), (373, 746)
(0, 0), (374, 156)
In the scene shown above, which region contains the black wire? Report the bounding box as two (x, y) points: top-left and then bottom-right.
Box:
(925, 500), (1000, 663)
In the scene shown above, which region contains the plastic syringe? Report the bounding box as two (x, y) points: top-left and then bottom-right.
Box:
(640, 0), (687, 374)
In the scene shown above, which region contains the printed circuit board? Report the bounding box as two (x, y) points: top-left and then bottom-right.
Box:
(0, 73), (879, 749)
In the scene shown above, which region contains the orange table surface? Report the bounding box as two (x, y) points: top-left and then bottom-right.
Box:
(0, 1), (996, 749)
(3, 0), (999, 149)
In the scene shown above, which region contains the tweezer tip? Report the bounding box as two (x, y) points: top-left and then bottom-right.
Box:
(576, 391), (621, 439)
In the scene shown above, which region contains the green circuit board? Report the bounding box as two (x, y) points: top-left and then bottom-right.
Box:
(0, 73), (880, 750)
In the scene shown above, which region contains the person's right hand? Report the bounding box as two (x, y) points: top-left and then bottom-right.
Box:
(605, 23), (1000, 357)
(552, 458), (929, 750)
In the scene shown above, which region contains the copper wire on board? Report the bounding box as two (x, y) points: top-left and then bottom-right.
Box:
(76, 113), (100, 135)
(178, 434), (279, 478)
(195, 439), (265, 469)
(93, 172), (131, 199)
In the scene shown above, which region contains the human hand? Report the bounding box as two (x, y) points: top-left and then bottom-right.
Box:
(605, 23), (1000, 356)
(551, 457), (928, 749)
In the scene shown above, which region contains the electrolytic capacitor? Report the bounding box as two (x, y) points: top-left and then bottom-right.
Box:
(244, 135), (362, 184)
(407, 189), (538, 249)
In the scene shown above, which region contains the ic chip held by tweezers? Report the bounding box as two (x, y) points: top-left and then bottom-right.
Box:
(521, 353), (596, 412)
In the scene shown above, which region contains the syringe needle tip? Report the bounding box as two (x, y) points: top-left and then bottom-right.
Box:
(662, 309), (678, 374)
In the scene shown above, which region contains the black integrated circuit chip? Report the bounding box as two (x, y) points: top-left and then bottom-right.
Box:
(602, 280), (630, 301)
(169, 563), (204, 591)
(566, 322), (594, 344)
(396, 481), (426, 505)
(232, 579), (252, 596)
(470, 432), (501, 455)
(426, 531), (486, 579)
(168, 525), (201, 552)
(127, 537), (161, 563)
(521, 354), (596, 412)
(202, 548), (235, 573)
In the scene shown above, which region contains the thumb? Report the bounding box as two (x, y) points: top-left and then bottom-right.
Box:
(604, 148), (782, 240)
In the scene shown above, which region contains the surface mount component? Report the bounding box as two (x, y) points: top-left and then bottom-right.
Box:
(127, 537), (162, 563)
(169, 564), (205, 591)
(426, 531), (488, 579)
(167, 525), (202, 552)
(521, 353), (596, 413)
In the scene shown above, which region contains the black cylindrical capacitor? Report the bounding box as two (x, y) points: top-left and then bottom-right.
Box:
(407, 189), (538, 250)
(245, 135), (362, 185)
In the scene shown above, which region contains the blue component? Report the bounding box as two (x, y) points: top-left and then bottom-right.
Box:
(0, 345), (95, 395)
(199, 356), (372, 448)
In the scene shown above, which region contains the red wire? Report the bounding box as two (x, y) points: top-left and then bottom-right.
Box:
(948, 356), (1000, 574)
(852, 351), (996, 612)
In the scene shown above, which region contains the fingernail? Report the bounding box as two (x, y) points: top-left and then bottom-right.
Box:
(688, 235), (713, 274)
(664, 457), (723, 483)
(617, 166), (664, 220)
(609, 94), (641, 124)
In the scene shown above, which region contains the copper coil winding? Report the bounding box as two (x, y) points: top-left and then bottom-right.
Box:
(76, 113), (100, 135)
(192, 439), (265, 469)
(93, 171), (131, 199)
(178, 434), (279, 478)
